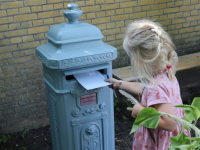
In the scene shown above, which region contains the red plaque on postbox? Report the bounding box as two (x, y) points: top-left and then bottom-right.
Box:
(80, 93), (96, 106)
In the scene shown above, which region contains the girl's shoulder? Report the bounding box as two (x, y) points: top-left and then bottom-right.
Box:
(147, 73), (179, 95)
(154, 73), (179, 87)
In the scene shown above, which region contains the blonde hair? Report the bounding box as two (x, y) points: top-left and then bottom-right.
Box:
(123, 20), (178, 85)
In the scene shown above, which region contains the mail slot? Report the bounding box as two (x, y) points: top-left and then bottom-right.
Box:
(65, 68), (105, 81)
(36, 3), (117, 150)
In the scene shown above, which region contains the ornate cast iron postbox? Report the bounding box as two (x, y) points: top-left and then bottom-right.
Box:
(36, 3), (117, 150)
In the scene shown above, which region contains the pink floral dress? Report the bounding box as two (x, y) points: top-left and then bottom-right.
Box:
(132, 74), (190, 150)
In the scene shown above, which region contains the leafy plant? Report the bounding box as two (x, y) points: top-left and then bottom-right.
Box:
(187, 98), (192, 105)
(114, 99), (119, 107)
(7, 135), (11, 139)
(123, 115), (127, 120)
(0, 135), (8, 144)
(116, 107), (120, 112)
(19, 147), (27, 150)
(21, 131), (26, 139)
(127, 97), (200, 150)
(126, 101), (132, 107)
(114, 99), (121, 112)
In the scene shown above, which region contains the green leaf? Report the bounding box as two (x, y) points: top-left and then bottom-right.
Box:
(114, 99), (119, 107)
(22, 131), (26, 139)
(127, 107), (133, 111)
(116, 107), (120, 112)
(183, 117), (191, 123)
(173, 145), (192, 150)
(2, 136), (7, 143)
(194, 145), (200, 150)
(191, 97), (200, 112)
(168, 146), (175, 150)
(187, 141), (199, 150)
(131, 107), (161, 133)
(168, 143), (198, 150)
(183, 124), (191, 131)
(0, 138), (2, 143)
(186, 137), (200, 142)
(126, 101), (132, 107)
(170, 131), (191, 146)
(131, 123), (142, 134)
(123, 115), (127, 120)
(175, 105), (200, 122)
(169, 145), (189, 150)
(22, 147), (27, 150)
(174, 145), (189, 150)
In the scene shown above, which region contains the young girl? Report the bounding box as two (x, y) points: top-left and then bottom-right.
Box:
(105, 20), (190, 150)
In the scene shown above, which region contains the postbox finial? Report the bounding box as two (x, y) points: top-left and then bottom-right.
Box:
(63, 3), (83, 23)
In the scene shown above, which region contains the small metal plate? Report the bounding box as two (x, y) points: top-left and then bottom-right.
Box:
(80, 93), (96, 106)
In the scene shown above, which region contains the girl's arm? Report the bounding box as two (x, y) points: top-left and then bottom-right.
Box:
(153, 103), (177, 132)
(132, 103), (177, 132)
(105, 78), (144, 95)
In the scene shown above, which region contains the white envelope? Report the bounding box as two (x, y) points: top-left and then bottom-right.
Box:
(73, 71), (111, 90)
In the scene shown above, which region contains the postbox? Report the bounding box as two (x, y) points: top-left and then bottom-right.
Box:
(36, 3), (117, 150)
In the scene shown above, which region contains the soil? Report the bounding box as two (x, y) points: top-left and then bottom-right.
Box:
(0, 86), (199, 150)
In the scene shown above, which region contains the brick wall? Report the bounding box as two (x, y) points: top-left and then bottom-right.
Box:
(1, 0), (200, 134)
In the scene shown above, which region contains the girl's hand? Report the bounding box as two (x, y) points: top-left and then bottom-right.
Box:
(105, 78), (121, 89)
(131, 103), (144, 118)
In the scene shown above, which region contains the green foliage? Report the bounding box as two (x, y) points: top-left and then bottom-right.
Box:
(22, 131), (26, 139)
(0, 135), (8, 144)
(194, 145), (200, 150)
(192, 97), (200, 112)
(19, 147), (27, 150)
(122, 115), (127, 120)
(129, 97), (200, 150)
(175, 105), (200, 123)
(126, 101), (132, 107)
(127, 107), (133, 111)
(114, 99), (119, 107)
(130, 107), (161, 134)
(183, 124), (191, 131)
(186, 137), (200, 142)
(114, 99), (121, 112)
(168, 142), (199, 150)
(116, 107), (120, 112)
(187, 98), (192, 105)
(170, 131), (191, 146)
